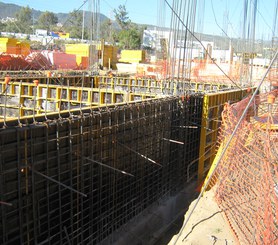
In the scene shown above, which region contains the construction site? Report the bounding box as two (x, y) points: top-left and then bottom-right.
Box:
(0, 0), (277, 244)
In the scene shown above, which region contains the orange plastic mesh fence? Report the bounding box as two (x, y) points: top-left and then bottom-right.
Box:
(210, 90), (278, 244)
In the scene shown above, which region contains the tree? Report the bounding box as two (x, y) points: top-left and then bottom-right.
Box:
(37, 11), (58, 31)
(118, 25), (142, 49)
(113, 5), (144, 49)
(0, 22), (7, 34)
(15, 6), (33, 34)
(65, 10), (84, 39)
(4, 21), (16, 33)
(100, 19), (115, 44)
(113, 5), (130, 30)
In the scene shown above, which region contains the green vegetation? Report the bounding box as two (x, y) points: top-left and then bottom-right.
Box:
(114, 5), (130, 30)
(37, 11), (58, 31)
(4, 6), (33, 34)
(64, 10), (84, 39)
(113, 5), (144, 49)
(0, 3), (145, 50)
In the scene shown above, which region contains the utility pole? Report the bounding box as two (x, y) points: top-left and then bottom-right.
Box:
(82, 1), (86, 41)
(32, 8), (34, 35)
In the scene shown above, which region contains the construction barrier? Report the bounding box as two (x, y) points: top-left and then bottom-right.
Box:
(207, 90), (278, 244)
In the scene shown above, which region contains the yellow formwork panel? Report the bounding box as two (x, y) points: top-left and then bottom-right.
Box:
(197, 88), (253, 184)
(65, 43), (92, 57)
(76, 55), (83, 66)
(17, 41), (30, 56)
(0, 37), (18, 47)
(102, 45), (118, 68)
(0, 37), (18, 54)
(0, 38), (30, 55)
(65, 44), (117, 68)
(119, 50), (146, 63)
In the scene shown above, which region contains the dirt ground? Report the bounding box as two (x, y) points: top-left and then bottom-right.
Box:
(168, 188), (237, 245)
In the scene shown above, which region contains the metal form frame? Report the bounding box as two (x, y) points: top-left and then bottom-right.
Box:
(197, 88), (253, 183)
(0, 81), (156, 118)
(0, 75), (241, 120)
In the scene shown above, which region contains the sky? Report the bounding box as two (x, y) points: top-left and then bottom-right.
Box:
(1, 0), (277, 39)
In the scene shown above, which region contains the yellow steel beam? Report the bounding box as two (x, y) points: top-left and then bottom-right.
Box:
(198, 94), (209, 184)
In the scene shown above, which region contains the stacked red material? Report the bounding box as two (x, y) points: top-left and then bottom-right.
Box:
(0, 50), (79, 70)
(0, 53), (29, 70)
(50, 52), (77, 69)
(25, 52), (52, 70)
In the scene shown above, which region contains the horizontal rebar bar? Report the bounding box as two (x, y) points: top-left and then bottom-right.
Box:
(32, 169), (87, 198)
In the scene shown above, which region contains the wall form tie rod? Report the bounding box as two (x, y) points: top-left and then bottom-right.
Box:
(0, 201), (13, 206)
(162, 138), (184, 145)
(172, 125), (198, 129)
(84, 157), (134, 177)
(172, 122), (213, 131)
(173, 49), (278, 245)
(37, 235), (56, 245)
(117, 141), (162, 167)
(32, 169), (87, 198)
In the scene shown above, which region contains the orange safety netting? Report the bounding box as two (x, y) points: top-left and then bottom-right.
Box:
(209, 90), (278, 244)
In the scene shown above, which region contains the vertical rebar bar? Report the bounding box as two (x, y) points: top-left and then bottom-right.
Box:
(32, 85), (38, 124)
(0, 132), (7, 244)
(80, 114), (85, 243)
(44, 76), (50, 121)
(56, 121), (63, 243)
(24, 128), (30, 245)
(16, 128), (23, 244)
(17, 80), (23, 126)
(30, 126), (38, 244)
(45, 123), (51, 244)
(3, 84), (8, 127)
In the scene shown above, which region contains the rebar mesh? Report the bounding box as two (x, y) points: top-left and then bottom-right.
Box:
(0, 96), (203, 244)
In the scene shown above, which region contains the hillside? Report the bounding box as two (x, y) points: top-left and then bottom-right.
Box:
(0, 2), (109, 26)
(0, 1), (271, 53)
(0, 2), (22, 18)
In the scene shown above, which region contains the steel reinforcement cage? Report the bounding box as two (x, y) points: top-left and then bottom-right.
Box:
(0, 96), (203, 244)
(0, 73), (251, 244)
